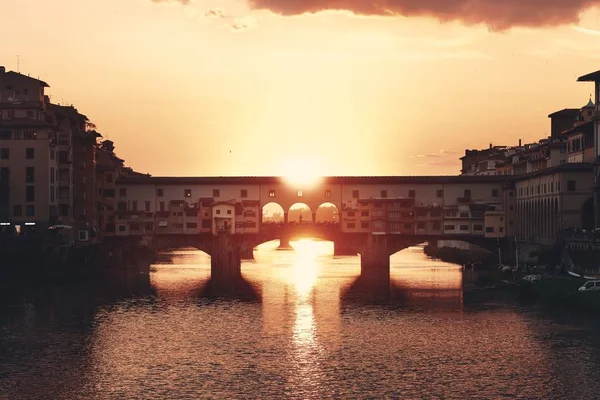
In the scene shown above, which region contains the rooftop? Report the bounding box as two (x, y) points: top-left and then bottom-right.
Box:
(562, 120), (595, 135)
(513, 162), (595, 181)
(548, 108), (580, 118)
(1, 71), (49, 87)
(577, 69), (600, 82)
(116, 175), (512, 186)
(48, 103), (88, 122)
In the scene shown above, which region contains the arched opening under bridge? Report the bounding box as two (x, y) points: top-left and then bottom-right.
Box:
(315, 202), (340, 225)
(288, 203), (313, 224)
(262, 202), (285, 224)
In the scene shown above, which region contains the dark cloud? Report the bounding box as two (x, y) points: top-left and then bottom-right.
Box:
(248, 0), (599, 30)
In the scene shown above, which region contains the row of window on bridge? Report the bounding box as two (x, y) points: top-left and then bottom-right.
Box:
(114, 187), (502, 200)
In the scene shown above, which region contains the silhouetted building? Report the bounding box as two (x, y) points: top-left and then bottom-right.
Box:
(0, 66), (59, 232)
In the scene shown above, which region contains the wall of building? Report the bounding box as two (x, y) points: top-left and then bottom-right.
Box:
(515, 167), (594, 244)
(0, 138), (57, 228)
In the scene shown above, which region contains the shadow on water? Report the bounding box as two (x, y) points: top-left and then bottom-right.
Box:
(341, 268), (404, 306)
(0, 265), (156, 327)
(0, 264), (157, 399)
(341, 267), (464, 311)
(197, 275), (262, 303)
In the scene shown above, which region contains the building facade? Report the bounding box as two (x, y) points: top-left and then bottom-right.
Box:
(0, 67), (58, 232)
(111, 176), (513, 240)
(514, 163), (594, 245)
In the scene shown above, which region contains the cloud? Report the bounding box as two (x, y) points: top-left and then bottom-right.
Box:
(572, 25), (600, 36)
(202, 8), (257, 31)
(412, 149), (458, 158)
(247, 0), (599, 31)
(229, 17), (258, 32)
(204, 9), (225, 18)
(416, 160), (459, 167)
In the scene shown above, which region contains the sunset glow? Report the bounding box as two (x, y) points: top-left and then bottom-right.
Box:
(281, 158), (323, 187)
(4, 1), (598, 177)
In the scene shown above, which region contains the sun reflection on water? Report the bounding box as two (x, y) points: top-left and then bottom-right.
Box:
(289, 239), (329, 299)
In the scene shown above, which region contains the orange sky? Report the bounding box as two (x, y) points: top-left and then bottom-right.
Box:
(2, 0), (600, 177)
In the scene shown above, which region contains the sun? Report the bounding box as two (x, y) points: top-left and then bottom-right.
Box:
(280, 157), (323, 186)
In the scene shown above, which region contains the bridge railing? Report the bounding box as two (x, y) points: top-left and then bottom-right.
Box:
(560, 229), (600, 243)
(259, 222), (341, 236)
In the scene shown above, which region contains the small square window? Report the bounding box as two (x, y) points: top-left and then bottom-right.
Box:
(13, 205), (22, 217)
(492, 189), (499, 197)
(381, 190), (387, 198)
(567, 180), (576, 191)
(297, 190), (303, 197)
(0, 148), (8, 159)
(325, 190), (331, 198)
(213, 189), (220, 198)
(408, 190), (415, 198)
(119, 188), (127, 197)
(216, 209), (221, 215)
(352, 190), (359, 199)
(227, 209), (232, 215)
(184, 189), (192, 198)
(241, 189), (248, 198)
(25, 148), (34, 159)
(26, 205), (35, 217)
(269, 189), (276, 198)
(436, 189), (443, 198)
(25, 167), (34, 183)
(464, 189), (471, 198)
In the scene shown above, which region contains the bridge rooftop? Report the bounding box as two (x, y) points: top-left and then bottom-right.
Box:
(117, 175), (511, 185)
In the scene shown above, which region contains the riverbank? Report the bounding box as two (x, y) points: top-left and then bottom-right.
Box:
(465, 270), (600, 312)
(0, 240), (154, 292)
(424, 243), (497, 268)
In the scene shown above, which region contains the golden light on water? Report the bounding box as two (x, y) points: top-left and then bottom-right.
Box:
(289, 239), (331, 298)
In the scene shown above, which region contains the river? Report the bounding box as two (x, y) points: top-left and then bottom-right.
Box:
(1, 240), (600, 399)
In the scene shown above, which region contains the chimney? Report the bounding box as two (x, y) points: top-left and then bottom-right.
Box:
(0, 66), (5, 74)
(519, 139), (522, 147)
(489, 143), (492, 149)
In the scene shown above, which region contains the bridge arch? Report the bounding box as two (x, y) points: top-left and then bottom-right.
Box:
(262, 202), (285, 223)
(288, 203), (313, 223)
(315, 202), (340, 224)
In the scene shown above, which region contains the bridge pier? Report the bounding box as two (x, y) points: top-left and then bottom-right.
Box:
(334, 241), (358, 256)
(359, 234), (390, 271)
(240, 246), (255, 260)
(210, 234), (242, 280)
(278, 235), (292, 250)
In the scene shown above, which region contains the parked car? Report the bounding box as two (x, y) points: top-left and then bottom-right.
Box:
(578, 280), (600, 292)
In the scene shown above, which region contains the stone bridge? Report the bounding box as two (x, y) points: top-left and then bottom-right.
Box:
(143, 224), (505, 278)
